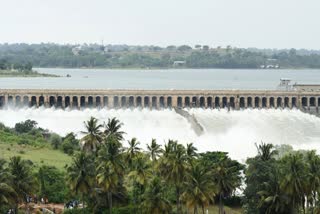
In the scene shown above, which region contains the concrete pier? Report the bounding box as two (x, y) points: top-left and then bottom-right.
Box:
(0, 89), (319, 112)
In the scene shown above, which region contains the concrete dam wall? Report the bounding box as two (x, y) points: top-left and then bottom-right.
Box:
(0, 89), (319, 113)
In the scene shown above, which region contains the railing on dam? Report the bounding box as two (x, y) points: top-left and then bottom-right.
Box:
(0, 89), (319, 110)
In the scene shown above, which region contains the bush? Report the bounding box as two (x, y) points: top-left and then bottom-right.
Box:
(15, 120), (37, 133)
(49, 133), (62, 149)
(61, 133), (79, 155)
(18, 138), (29, 145)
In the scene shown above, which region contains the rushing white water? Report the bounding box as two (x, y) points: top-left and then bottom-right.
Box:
(0, 107), (320, 162)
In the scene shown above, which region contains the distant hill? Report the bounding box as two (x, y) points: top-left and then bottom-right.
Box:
(1, 43), (320, 69)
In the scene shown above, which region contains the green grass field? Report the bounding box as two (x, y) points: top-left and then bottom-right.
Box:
(0, 142), (72, 170)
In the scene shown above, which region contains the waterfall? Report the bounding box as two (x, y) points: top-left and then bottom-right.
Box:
(1, 107), (320, 162)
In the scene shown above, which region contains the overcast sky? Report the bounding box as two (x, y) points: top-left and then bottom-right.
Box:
(0, 0), (319, 49)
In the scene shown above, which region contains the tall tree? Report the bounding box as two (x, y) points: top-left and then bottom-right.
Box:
(213, 157), (243, 214)
(186, 143), (198, 164)
(80, 117), (103, 152)
(66, 152), (95, 208)
(141, 177), (171, 214)
(96, 135), (125, 214)
(181, 163), (215, 214)
(280, 153), (307, 213)
(8, 156), (34, 212)
(305, 150), (320, 211)
(104, 117), (125, 141)
(158, 140), (188, 214)
(126, 138), (141, 167)
(147, 139), (162, 162)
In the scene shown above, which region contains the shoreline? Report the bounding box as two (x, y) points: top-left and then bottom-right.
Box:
(0, 70), (59, 78)
(35, 67), (320, 70)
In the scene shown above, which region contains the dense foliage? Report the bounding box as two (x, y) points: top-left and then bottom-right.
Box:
(1, 118), (320, 213)
(1, 43), (320, 69)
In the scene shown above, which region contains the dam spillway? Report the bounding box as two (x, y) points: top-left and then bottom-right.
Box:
(0, 89), (319, 112)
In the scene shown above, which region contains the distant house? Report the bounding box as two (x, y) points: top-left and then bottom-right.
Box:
(260, 59), (280, 69)
(173, 61), (186, 66)
(72, 46), (82, 55)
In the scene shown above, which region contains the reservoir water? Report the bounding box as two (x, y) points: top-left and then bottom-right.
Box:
(0, 68), (320, 161)
(0, 68), (319, 89)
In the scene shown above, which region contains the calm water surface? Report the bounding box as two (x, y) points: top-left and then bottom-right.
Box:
(0, 68), (319, 89)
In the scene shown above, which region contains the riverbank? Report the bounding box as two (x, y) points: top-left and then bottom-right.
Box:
(0, 69), (59, 77)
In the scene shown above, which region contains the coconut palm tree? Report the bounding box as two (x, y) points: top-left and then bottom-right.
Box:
(181, 163), (215, 214)
(141, 177), (172, 214)
(128, 155), (151, 187)
(258, 170), (289, 214)
(104, 117), (125, 141)
(0, 183), (17, 209)
(158, 140), (188, 214)
(280, 153), (307, 213)
(212, 157), (242, 214)
(96, 135), (125, 214)
(80, 117), (103, 152)
(186, 143), (198, 164)
(126, 138), (141, 167)
(256, 142), (278, 161)
(147, 139), (162, 162)
(66, 152), (95, 209)
(128, 154), (152, 209)
(8, 156), (34, 212)
(305, 150), (320, 211)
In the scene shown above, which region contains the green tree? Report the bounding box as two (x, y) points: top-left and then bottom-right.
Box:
(37, 165), (67, 203)
(80, 117), (103, 153)
(186, 143), (198, 164)
(104, 117), (125, 141)
(66, 152), (95, 208)
(280, 153), (307, 213)
(244, 143), (278, 214)
(0, 183), (17, 209)
(0, 159), (17, 210)
(96, 135), (125, 214)
(126, 138), (141, 167)
(14, 119), (37, 133)
(147, 139), (162, 172)
(8, 156), (34, 212)
(181, 163), (215, 214)
(213, 157), (243, 214)
(158, 140), (188, 214)
(305, 150), (320, 211)
(141, 177), (172, 214)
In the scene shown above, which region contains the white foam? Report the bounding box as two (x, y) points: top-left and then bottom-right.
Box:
(1, 107), (320, 162)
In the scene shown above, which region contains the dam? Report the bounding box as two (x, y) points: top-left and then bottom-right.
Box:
(0, 86), (319, 112)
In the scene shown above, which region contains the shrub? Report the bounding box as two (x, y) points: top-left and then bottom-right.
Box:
(49, 133), (62, 149)
(15, 119), (37, 133)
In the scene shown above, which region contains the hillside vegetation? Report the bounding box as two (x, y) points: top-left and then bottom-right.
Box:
(1, 43), (320, 69)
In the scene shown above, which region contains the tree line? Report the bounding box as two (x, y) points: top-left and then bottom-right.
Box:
(1, 43), (320, 69)
(1, 117), (320, 213)
(0, 58), (32, 72)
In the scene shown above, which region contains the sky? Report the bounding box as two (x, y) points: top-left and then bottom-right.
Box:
(0, 0), (319, 49)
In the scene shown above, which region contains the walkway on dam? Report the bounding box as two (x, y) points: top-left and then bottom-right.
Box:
(0, 89), (320, 110)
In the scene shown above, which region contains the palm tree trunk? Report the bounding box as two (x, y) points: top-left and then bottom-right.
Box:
(82, 194), (85, 214)
(219, 193), (224, 214)
(176, 187), (181, 214)
(108, 191), (112, 214)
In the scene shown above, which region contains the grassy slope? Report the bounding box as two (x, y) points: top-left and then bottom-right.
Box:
(0, 129), (71, 170)
(0, 143), (71, 170)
